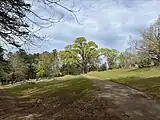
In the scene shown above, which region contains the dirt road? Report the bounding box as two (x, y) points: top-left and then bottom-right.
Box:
(93, 79), (160, 120)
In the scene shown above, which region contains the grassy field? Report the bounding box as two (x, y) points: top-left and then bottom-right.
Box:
(88, 68), (160, 99)
(3, 76), (95, 99)
(0, 76), (129, 120)
(0, 69), (160, 119)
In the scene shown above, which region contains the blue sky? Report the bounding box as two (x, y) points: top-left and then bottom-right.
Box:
(27, 0), (160, 53)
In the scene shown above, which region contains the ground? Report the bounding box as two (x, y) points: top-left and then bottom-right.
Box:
(88, 68), (160, 100)
(0, 68), (160, 120)
(93, 78), (160, 120)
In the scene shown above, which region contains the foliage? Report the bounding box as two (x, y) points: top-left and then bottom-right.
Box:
(118, 52), (126, 68)
(99, 48), (119, 69)
(37, 49), (60, 77)
(60, 37), (99, 74)
(0, 0), (80, 47)
(7, 51), (29, 83)
(36, 67), (45, 79)
(131, 17), (160, 67)
(0, 0), (30, 47)
(0, 46), (9, 85)
(1, 22), (160, 85)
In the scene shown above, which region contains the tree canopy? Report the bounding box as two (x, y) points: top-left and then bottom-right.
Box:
(60, 37), (99, 73)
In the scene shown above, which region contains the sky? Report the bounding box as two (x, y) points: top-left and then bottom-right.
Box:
(27, 0), (160, 53)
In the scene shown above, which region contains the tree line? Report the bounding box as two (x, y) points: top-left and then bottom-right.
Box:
(0, 17), (160, 85)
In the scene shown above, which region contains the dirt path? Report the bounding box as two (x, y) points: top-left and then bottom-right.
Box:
(93, 78), (160, 120)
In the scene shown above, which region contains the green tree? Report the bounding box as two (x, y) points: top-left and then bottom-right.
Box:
(36, 62), (45, 79)
(0, 46), (9, 85)
(27, 53), (39, 79)
(37, 49), (60, 78)
(8, 51), (29, 84)
(99, 48), (119, 69)
(61, 37), (99, 74)
(118, 52), (126, 68)
(59, 50), (81, 75)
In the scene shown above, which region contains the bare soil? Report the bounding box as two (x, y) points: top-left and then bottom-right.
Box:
(93, 79), (160, 120)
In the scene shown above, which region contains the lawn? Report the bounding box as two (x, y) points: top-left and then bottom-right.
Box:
(88, 68), (160, 99)
(3, 76), (95, 99)
(0, 76), (123, 120)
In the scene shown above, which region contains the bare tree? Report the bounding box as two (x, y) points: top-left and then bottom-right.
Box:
(131, 17), (160, 66)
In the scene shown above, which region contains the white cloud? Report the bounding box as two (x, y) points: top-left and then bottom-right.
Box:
(28, 0), (160, 53)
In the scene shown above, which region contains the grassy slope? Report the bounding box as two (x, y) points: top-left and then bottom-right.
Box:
(0, 76), (124, 119)
(88, 68), (160, 99)
(4, 76), (95, 99)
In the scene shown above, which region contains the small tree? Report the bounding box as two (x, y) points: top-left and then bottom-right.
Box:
(36, 67), (45, 79)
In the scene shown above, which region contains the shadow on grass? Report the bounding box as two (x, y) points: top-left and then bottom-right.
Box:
(5, 76), (95, 98)
(0, 76), (124, 120)
(0, 76), (98, 119)
(110, 76), (160, 100)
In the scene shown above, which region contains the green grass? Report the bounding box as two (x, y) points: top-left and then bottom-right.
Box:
(4, 76), (95, 99)
(88, 68), (160, 99)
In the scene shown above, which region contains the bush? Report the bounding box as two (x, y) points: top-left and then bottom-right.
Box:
(36, 68), (45, 79)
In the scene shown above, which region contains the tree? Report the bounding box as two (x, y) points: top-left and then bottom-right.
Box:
(8, 51), (29, 84)
(118, 52), (126, 68)
(0, 0), (30, 47)
(0, 0), (80, 47)
(99, 48), (119, 69)
(133, 17), (160, 66)
(61, 37), (99, 74)
(59, 50), (81, 75)
(36, 62), (45, 79)
(37, 49), (60, 78)
(0, 46), (9, 85)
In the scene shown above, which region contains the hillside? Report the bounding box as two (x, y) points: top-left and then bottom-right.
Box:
(1, 71), (160, 120)
(88, 68), (160, 100)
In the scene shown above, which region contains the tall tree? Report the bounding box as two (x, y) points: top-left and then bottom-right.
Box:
(63, 37), (99, 73)
(133, 17), (160, 66)
(0, 46), (9, 85)
(27, 53), (39, 79)
(8, 51), (29, 83)
(37, 49), (60, 78)
(118, 52), (126, 68)
(59, 50), (81, 75)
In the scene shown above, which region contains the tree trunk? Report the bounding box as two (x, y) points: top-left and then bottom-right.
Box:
(82, 63), (88, 74)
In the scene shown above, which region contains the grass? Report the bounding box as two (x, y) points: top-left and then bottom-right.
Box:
(4, 76), (95, 99)
(1, 76), (109, 120)
(88, 68), (160, 99)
